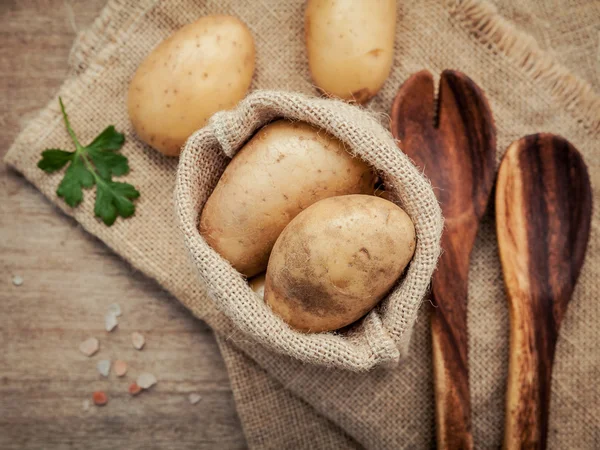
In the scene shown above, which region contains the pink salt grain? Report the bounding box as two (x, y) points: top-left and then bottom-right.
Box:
(93, 391), (108, 406)
(104, 312), (118, 332)
(129, 382), (142, 396)
(131, 332), (145, 350)
(114, 360), (127, 377)
(79, 337), (99, 357)
(137, 372), (157, 389)
(189, 393), (201, 405)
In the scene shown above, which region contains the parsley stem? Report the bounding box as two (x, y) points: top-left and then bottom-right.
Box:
(59, 97), (83, 151)
(59, 98), (112, 191)
(79, 151), (105, 185)
(58, 98), (104, 185)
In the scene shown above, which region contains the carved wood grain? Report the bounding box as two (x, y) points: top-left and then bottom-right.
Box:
(391, 70), (497, 450)
(496, 134), (592, 450)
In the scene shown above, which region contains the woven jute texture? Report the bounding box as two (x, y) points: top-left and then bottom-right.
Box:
(175, 90), (442, 370)
(5, 0), (599, 448)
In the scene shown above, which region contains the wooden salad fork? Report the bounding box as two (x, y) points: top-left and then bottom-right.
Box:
(391, 69), (496, 450)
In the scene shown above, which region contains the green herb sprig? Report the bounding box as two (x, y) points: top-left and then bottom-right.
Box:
(38, 98), (139, 226)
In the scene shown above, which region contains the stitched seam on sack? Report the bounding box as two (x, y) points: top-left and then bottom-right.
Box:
(447, 0), (600, 136)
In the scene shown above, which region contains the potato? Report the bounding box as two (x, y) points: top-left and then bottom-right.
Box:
(264, 194), (416, 333)
(249, 274), (266, 298)
(127, 15), (255, 156)
(200, 120), (376, 277)
(305, 0), (396, 104)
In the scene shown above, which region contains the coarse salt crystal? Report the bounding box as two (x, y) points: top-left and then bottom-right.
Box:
(114, 360), (127, 377)
(188, 393), (201, 405)
(97, 360), (111, 377)
(107, 303), (122, 317)
(12, 275), (23, 286)
(131, 332), (145, 350)
(137, 372), (157, 389)
(92, 391), (108, 406)
(105, 312), (118, 332)
(128, 382), (142, 396)
(79, 337), (99, 357)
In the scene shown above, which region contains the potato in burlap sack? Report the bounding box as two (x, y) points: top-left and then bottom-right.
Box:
(174, 90), (443, 370)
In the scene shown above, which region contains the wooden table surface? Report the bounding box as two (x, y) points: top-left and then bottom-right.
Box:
(0, 1), (246, 448)
(2, 1), (597, 449)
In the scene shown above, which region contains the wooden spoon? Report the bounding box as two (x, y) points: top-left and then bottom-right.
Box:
(391, 70), (496, 450)
(496, 134), (592, 450)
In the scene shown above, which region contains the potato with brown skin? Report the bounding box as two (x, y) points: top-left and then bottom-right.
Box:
(249, 274), (266, 298)
(305, 0), (396, 104)
(127, 15), (255, 156)
(264, 194), (416, 333)
(200, 120), (376, 277)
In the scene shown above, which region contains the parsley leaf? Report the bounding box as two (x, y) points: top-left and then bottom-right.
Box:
(38, 98), (139, 226)
(87, 147), (129, 179)
(87, 125), (129, 179)
(94, 179), (140, 226)
(38, 149), (74, 172)
(56, 155), (95, 207)
(87, 126), (125, 151)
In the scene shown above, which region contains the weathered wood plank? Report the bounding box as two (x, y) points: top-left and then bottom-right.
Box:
(0, 1), (245, 448)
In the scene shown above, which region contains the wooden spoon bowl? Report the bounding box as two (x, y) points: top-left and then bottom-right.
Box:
(496, 134), (592, 449)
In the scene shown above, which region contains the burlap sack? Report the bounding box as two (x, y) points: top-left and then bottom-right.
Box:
(175, 90), (443, 370)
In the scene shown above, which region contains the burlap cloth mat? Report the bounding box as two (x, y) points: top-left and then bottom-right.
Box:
(5, 0), (599, 448)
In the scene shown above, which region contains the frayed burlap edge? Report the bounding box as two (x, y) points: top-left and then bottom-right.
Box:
(174, 90), (443, 371)
(68, 0), (160, 76)
(449, 0), (600, 134)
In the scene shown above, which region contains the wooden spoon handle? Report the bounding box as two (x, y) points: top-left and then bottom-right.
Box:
(431, 231), (475, 450)
(504, 293), (556, 450)
(432, 313), (473, 450)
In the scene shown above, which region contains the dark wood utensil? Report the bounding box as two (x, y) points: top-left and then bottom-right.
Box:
(496, 134), (592, 450)
(391, 70), (496, 450)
